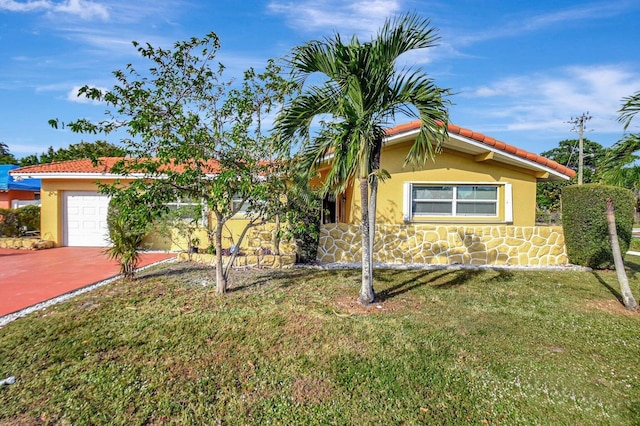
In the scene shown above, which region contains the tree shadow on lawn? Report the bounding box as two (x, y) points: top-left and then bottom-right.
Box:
(591, 271), (624, 304)
(136, 262), (516, 304)
(228, 268), (318, 292)
(137, 262), (212, 281)
(137, 262), (350, 293)
(375, 268), (515, 302)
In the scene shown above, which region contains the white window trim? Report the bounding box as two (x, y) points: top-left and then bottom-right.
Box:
(166, 198), (208, 226)
(403, 182), (513, 223)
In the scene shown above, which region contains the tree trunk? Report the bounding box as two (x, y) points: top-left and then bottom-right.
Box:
(273, 214), (281, 256)
(214, 220), (227, 294)
(368, 139), (382, 287)
(368, 177), (377, 280)
(359, 177), (375, 305)
(222, 217), (261, 280)
(606, 197), (638, 310)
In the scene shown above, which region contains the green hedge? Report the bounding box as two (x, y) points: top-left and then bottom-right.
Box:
(0, 205), (40, 237)
(562, 184), (635, 269)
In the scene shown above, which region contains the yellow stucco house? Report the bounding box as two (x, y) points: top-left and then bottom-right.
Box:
(10, 120), (574, 266)
(8, 157), (271, 252)
(313, 120), (576, 266)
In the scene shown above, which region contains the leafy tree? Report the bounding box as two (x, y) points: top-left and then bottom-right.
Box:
(537, 139), (605, 213)
(52, 33), (296, 292)
(0, 142), (18, 165)
(18, 140), (126, 166)
(276, 13), (450, 305)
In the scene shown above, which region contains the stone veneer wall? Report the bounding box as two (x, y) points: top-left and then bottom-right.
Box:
(0, 237), (55, 250)
(317, 223), (568, 266)
(244, 224), (297, 255)
(178, 252), (296, 268)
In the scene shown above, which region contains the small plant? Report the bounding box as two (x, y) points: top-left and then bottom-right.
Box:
(189, 237), (200, 253)
(105, 195), (152, 279)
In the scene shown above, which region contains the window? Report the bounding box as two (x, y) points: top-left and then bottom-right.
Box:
(232, 194), (248, 216)
(405, 183), (508, 220)
(166, 197), (207, 226)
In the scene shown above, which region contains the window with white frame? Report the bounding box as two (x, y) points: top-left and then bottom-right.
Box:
(166, 197), (207, 226)
(404, 183), (512, 221)
(231, 194), (249, 215)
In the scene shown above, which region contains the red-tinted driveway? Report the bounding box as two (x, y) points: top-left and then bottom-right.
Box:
(0, 247), (175, 317)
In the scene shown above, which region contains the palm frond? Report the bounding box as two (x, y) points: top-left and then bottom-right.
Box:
(275, 11), (450, 197)
(619, 90), (640, 131)
(375, 13), (440, 64)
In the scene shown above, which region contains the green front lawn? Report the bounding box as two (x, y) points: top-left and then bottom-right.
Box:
(1, 259), (640, 425)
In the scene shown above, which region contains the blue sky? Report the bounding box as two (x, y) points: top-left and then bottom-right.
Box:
(1, 0), (639, 159)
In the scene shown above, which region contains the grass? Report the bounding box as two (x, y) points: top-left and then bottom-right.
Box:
(2, 260), (640, 425)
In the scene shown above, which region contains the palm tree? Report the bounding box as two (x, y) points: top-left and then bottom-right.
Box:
(619, 90), (640, 131)
(276, 13), (450, 305)
(601, 91), (640, 219)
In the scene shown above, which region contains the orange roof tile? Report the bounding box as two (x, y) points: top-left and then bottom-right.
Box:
(11, 157), (223, 175)
(385, 120), (576, 178)
(13, 122), (575, 180)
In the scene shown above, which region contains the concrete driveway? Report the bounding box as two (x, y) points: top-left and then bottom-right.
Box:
(0, 247), (175, 317)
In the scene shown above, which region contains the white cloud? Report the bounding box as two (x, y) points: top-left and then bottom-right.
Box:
(267, 0), (448, 65)
(66, 85), (108, 104)
(267, 0), (402, 37)
(0, 0), (109, 20)
(454, 0), (638, 45)
(0, 0), (49, 12)
(455, 64), (640, 145)
(52, 0), (108, 20)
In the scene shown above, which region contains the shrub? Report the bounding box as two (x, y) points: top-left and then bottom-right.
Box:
(17, 205), (40, 231)
(0, 206), (39, 237)
(0, 208), (20, 237)
(562, 184), (635, 269)
(284, 194), (321, 264)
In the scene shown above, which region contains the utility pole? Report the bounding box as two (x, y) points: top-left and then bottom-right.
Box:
(569, 113), (592, 185)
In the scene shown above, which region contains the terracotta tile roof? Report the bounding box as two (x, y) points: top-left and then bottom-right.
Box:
(11, 157), (223, 175)
(385, 120), (576, 179)
(13, 121), (575, 180)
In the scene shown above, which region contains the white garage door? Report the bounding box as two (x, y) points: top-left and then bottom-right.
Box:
(64, 191), (111, 247)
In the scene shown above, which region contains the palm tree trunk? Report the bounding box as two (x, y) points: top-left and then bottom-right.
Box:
(606, 197), (637, 310)
(359, 177), (375, 305)
(367, 138), (382, 293)
(369, 177), (377, 275)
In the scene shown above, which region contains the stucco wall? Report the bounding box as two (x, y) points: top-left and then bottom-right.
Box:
(0, 190), (36, 209)
(40, 179), (293, 251)
(316, 141), (542, 228)
(40, 179), (127, 245)
(144, 222), (296, 254)
(318, 223), (567, 266)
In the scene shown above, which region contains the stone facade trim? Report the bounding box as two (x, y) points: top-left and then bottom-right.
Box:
(317, 223), (567, 266)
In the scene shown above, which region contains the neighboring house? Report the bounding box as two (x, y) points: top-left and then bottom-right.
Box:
(313, 120), (576, 266)
(0, 164), (41, 209)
